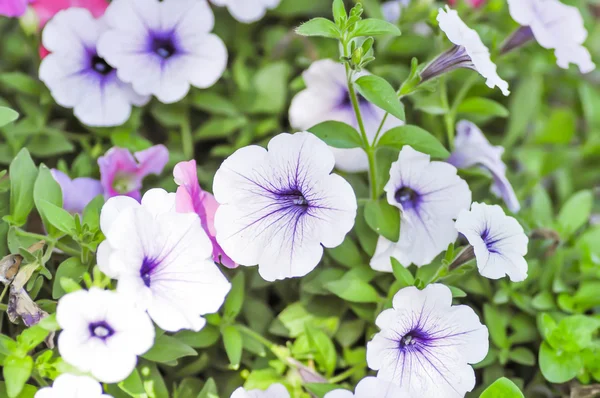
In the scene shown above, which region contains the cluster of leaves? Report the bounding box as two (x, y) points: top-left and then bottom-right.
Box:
(0, 0), (599, 397)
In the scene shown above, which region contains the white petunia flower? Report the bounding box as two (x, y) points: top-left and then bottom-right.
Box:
(505, 0), (595, 73)
(455, 202), (529, 282)
(324, 376), (403, 398)
(213, 132), (357, 281)
(289, 59), (403, 173)
(421, 6), (510, 96)
(381, 0), (410, 24)
(97, 188), (231, 332)
(57, 288), (154, 383)
(448, 120), (520, 213)
(211, 0), (281, 24)
(39, 8), (149, 127)
(35, 374), (113, 398)
(370, 146), (471, 271)
(366, 284), (489, 397)
(97, 0), (227, 104)
(230, 384), (290, 398)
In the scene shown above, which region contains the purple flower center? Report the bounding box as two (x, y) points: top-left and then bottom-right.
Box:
(395, 187), (419, 209)
(140, 257), (161, 287)
(89, 321), (114, 340)
(278, 189), (310, 209)
(398, 328), (430, 351)
(152, 37), (177, 59)
(480, 228), (499, 253)
(91, 55), (113, 76)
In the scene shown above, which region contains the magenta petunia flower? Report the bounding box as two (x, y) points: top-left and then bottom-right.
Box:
(98, 145), (168, 201)
(51, 169), (103, 214)
(0, 0), (29, 18)
(33, 0), (108, 27)
(174, 160), (237, 269)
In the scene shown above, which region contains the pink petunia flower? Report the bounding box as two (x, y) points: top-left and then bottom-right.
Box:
(98, 145), (169, 201)
(0, 0), (29, 17)
(174, 160), (237, 268)
(32, 0), (108, 27)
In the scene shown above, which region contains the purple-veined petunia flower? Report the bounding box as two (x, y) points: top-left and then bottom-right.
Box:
(455, 202), (529, 282)
(213, 132), (358, 281)
(324, 376), (403, 398)
(230, 384), (290, 398)
(35, 374), (113, 398)
(98, 144), (168, 201)
(211, 0), (281, 24)
(174, 160), (237, 268)
(39, 8), (149, 127)
(370, 146), (471, 271)
(51, 169), (103, 214)
(505, 0), (595, 73)
(97, 0), (227, 104)
(289, 59), (403, 173)
(366, 284), (489, 397)
(421, 6), (510, 96)
(57, 288), (154, 383)
(96, 189), (231, 332)
(448, 120), (520, 213)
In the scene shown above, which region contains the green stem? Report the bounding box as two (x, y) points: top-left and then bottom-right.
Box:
(439, 77), (454, 148)
(372, 112), (389, 146)
(328, 366), (359, 384)
(181, 117), (194, 159)
(0, 284), (9, 303)
(342, 41), (378, 200)
(237, 325), (280, 356)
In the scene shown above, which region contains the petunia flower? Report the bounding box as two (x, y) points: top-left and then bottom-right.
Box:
(174, 160), (237, 268)
(370, 146), (471, 271)
(57, 288), (154, 383)
(230, 384), (290, 398)
(39, 8), (149, 127)
(33, 0), (108, 28)
(448, 120), (520, 213)
(97, 189), (231, 332)
(0, 0), (29, 17)
(35, 374), (113, 398)
(366, 284), (489, 396)
(213, 132), (357, 281)
(455, 202), (529, 282)
(504, 0), (595, 73)
(382, 1), (410, 24)
(98, 145), (168, 201)
(289, 59), (403, 173)
(324, 377), (403, 398)
(421, 6), (510, 96)
(7, 285), (49, 327)
(97, 0), (228, 104)
(51, 169), (103, 214)
(211, 0), (281, 24)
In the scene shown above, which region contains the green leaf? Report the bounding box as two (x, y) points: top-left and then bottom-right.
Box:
(3, 356), (33, 398)
(142, 335), (197, 364)
(305, 325), (337, 377)
(0, 335), (17, 356)
(457, 97), (509, 118)
(504, 75), (543, 148)
(118, 368), (145, 397)
(509, 347), (536, 366)
(377, 125), (449, 158)
(547, 315), (600, 353)
(308, 121), (363, 149)
(6, 149), (38, 227)
(175, 325), (221, 349)
(355, 75), (405, 121)
(539, 341), (582, 383)
(52, 258), (87, 299)
(139, 361), (169, 398)
(82, 195), (104, 232)
(0, 382), (37, 398)
(534, 108), (576, 144)
(556, 190), (593, 238)
(326, 278), (380, 303)
(391, 258), (415, 287)
(33, 165), (62, 237)
(222, 326), (243, 370)
(484, 304), (510, 349)
(196, 378), (218, 398)
(332, 0), (346, 25)
(351, 18), (401, 37)
(224, 272), (245, 320)
(364, 199), (400, 242)
(304, 383), (342, 398)
(480, 377), (524, 398)
(36, 200), (75, 235)
(0, 107), (19, 128)
(295, 18), (340, 39)
(0, 73), (41, 96)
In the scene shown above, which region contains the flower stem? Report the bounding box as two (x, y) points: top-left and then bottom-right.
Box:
(181, 117), (194, 159)
(342, 41), (378, 200)
(328, 366), (359, 384)
(439, 77), (455, 148)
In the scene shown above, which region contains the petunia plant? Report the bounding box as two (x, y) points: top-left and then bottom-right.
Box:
(0, 0), (598, 397)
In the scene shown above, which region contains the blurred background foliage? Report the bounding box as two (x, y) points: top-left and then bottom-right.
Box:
(0, 0), (599, 397)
